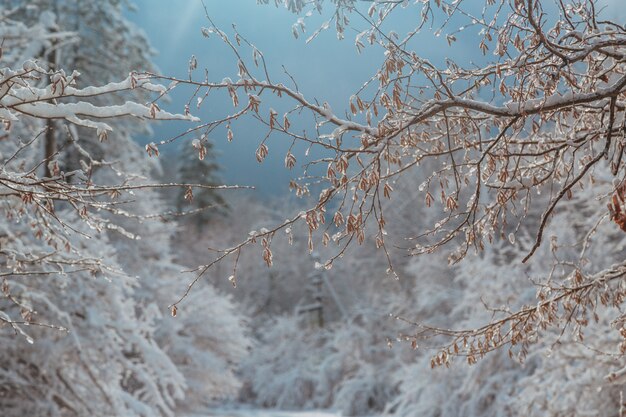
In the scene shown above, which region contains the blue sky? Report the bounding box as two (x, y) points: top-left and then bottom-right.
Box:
(127, 1), (376, 196)
(127, 0), (624, 197)
(127, 0), (466, 197)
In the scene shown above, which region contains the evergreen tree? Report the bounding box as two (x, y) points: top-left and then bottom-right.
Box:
(177, 138), (226, 229)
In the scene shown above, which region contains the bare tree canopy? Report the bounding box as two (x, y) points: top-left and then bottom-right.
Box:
(149, 0), (626, 366)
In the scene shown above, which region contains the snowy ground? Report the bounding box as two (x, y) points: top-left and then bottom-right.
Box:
(187, 409), (341, 417)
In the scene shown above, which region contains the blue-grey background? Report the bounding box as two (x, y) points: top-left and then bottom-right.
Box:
(127, 0), (624, 197)
(126, 0), (459, 196)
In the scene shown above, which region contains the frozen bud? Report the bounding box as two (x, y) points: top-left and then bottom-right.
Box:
(97, 128), (109, 142)
(145, 142), (159, 157)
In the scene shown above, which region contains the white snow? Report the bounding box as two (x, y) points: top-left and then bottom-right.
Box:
(186, 409), (342, 417)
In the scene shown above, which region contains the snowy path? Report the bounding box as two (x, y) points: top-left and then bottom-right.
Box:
(187, 410), (341, 417)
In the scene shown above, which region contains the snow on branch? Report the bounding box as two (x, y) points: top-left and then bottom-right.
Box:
(0, 66), (198, 134)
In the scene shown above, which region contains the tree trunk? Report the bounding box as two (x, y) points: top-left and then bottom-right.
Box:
(43, 31), (57, 178)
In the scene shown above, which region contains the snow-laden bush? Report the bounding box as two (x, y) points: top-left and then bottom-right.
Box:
(242, 311), (403, 416)
(391, 174), (626, 417)
(0, 215), (186, 417)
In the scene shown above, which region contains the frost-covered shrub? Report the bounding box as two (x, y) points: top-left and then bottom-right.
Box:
(0, 217), (186, 417)
(391, 175), (626, 417)
(242, 310), (404, 416)
(151, 275), (250, 409)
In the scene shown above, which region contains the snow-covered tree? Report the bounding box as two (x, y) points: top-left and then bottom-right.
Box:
(176, 138), (226, 229)
(0, 2), (249, 416)
(0, 58), (189, 417)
